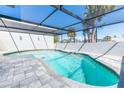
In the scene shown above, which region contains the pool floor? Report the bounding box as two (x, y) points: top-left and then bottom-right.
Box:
(9, 50), (119, 86)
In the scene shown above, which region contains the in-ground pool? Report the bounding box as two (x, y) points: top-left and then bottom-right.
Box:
(8, 50), (119, 86)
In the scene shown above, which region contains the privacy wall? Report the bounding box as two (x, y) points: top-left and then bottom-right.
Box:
(11, 32), (35, 51)
(0, 31), (54, 53)
(0, 31), (17, 52)
(30, 34), (47, 49)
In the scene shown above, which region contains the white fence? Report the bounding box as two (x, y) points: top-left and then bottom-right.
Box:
(80, 42), (116, 56)
(106, 42), (124, 57)
(55, 42), (124, 58)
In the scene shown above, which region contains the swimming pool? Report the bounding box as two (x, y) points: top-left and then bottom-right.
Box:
(8, 50), (119, 86)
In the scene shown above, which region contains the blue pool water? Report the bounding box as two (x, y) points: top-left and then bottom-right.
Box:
(9, 50), (119, 86)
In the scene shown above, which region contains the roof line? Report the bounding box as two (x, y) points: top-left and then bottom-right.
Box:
(0, 13), (75, 33)
(0, 25), (60, 35)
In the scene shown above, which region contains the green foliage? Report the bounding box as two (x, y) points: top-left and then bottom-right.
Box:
(67, 27), (76, 42)
(54, 35), (59, 43)
(84, 5), (116, 22)
(83, 5), (115, 42)
(103, 36), (112, 41)
(67, 27), (76, 37)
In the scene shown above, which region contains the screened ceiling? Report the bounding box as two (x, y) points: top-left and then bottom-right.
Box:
(0, 5), (124, 35)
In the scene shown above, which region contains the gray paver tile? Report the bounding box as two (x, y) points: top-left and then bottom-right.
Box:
(49, 79), (64, 88)
(41, 84), (52, 88)
(28, 80), (42, 88)
(0, 56), (74, 88)
(25, 72), (35, 78)
(0, 80), (12, 87)
(35, 70), (46, 77)
(10, 81), (20, 88)
(20, 75), (38, 86)
(13, 73), (25, 82)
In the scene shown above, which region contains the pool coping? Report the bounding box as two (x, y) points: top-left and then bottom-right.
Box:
(3, 49), (55, 55)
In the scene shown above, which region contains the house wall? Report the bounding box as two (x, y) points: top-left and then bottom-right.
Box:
(11, 32), (35, 51)
(30, 34), (47, 49)
(0, 31), (54, 53)
(44, 35), (54, 49)
(0, 31), (17, 52)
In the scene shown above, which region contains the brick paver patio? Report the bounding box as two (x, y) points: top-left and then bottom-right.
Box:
(0, 55), (118, 88)
(0, 56), (69, 88)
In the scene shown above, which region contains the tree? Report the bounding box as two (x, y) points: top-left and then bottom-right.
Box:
(103, 36), (112, 41)
(67, 27), (76, 42)
(121, 34), (124, 38)
(113, 35), (117, 38)
(83, 30), (87, 43)
(83, 5), (115, 43)
(54, 35), (60, 43)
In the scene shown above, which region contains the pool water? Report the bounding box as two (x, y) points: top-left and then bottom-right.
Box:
(9, 50), (119, 86)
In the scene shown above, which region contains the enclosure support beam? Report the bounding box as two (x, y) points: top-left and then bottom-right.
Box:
(0, 6), (124, 35)
(96, 27), (98, 43)
(0, 25), (59, 35)
(62, 7), (124, 29)
(43, 35), (49, 49)
(77, 20), (124, 32)
(64, 42), (69, 49)
(29, 34), (36, 49)
(64, 37), (71, 49)
(78, 43), (85, 51)
(118, 57), (124, 88)
(95, 42), (119, 59)
(51, 5), (83, 21)
(0, 18), (20, 53)
(32, 8), (58, 31)
(61, 34), (63, 43)
(0, 14), (72, 34)
(62, 20), (124, 35)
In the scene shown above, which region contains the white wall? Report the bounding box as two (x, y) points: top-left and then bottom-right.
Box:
(11, 32), (35, 51)
(80, 42), (116, 55)
(30, 34), (47, 49)
(0, 31), (17, 52)
(112, 38), (124, 42)
(44, 35), (54, 49)
(65, 43), (82, 51)
(0, 31), (55, 53)
(30, 35), (54, 49)
(56, 43), (67, 50)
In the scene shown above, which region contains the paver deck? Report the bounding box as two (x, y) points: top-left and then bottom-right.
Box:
(0, 56), (69, 88)
(0, 55), (118, 88)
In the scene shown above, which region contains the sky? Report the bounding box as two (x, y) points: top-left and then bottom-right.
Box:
(0, 5), (124, 40)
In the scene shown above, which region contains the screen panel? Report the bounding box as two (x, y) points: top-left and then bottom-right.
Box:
(43, 11), (80, 28)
